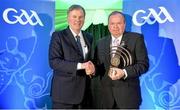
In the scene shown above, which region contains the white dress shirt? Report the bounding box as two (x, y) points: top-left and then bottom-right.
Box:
(69, 27), (88, 70)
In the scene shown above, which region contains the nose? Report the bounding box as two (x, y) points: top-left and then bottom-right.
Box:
(76, 18), (81, 21)
(76, 16), (83, 21)
(113, 24), (118, 29)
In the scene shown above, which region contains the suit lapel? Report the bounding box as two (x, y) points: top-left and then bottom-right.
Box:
(65, 28), (83, 56)
(82, 31), (91, 60)
(82, 31), (90, 49)
(121, 32), (129, 45)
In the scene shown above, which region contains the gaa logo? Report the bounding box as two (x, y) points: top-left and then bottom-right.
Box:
(132, 7), (174, 26)
(3, 8), (44, 26)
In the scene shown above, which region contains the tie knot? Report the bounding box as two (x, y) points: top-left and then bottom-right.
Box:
(76, 35), (80, 38)
(76, 35), (80, 40)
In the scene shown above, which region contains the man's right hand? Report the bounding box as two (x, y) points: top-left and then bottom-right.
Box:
(82, 61), (95, 76)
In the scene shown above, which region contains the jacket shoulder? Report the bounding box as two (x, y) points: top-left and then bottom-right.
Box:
(52, 28), (68, 38)
(83, 31), (93, 43)
(124, 32), (144, 39)
(83, 31), (93, 38)
(99, 36), (109, 42)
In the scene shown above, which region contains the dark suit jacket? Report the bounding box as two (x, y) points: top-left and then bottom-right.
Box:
(49, 27), (93, 104)
(94, 32), (149, 108)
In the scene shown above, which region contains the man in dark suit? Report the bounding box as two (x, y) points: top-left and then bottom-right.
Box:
(94, 11), (149, 109)
(49, 4), (95, 109)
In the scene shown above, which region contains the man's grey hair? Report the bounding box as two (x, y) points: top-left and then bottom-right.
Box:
(67, 4), (86, 16)
(108, 11), (125, 23)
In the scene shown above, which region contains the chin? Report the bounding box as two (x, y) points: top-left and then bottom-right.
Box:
(113, 34), (121, 36)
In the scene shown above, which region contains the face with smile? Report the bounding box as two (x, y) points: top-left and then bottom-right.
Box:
(68, 9), (85, 34)
(108, 13), (125, 38)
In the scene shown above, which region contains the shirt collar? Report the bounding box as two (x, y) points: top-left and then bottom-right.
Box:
(111, 34), (123, 43)
(69, 27), (83, 38)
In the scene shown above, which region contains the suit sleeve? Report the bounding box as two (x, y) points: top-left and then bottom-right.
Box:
(125, 35), (149, 79)
(48, 32), (77, 76)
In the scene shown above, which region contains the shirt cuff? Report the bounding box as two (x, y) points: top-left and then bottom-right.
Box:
(123, 69), (128, 79)
(77, 63), (82, 70)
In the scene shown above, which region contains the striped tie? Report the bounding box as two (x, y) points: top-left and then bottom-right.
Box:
(76, 36), (83, 56)
(114, 38), (120, 46)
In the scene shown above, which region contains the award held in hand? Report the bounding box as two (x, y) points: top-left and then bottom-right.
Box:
(109, 41), (133, 76)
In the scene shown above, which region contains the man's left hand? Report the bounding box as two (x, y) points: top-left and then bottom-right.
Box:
(108, 67), (125, 80)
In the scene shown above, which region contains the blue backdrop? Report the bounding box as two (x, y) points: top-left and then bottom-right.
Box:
(0, 0), (54, 109)
(0, 0), (179, 109)
(123, 0), (180, 109)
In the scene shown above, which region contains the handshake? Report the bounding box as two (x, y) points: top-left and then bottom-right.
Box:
(81, 61), (95, 77)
